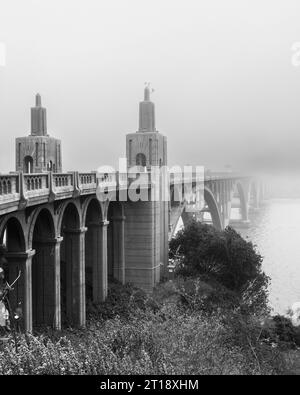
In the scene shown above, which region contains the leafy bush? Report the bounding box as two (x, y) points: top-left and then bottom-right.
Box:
(272, 315), (300, 348)
(86, 281), (159, 321)
(170, 221), (269, 314)
(176, 277), (239, 314)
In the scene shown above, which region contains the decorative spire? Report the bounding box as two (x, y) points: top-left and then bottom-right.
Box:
(138, 83), (156, 133)
(31, 93), (47, 136)
(144, 83), (151, 101)
(35, 93), (42, 107)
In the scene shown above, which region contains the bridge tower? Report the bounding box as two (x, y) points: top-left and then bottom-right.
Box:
(15, 94), (62, 174)
(126, 84), (167, 169)
(124, 85), (169, 290)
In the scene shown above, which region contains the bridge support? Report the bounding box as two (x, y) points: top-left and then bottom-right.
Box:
(97, 220), (109, 301)
(124, 201), (161, 292)
(61, 227), (86, 328)
(5, 249), (35, 332)
(111, 216), (126, 285)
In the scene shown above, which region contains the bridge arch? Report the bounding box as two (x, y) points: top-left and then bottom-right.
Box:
(28, 206), (56, 248)
(169, 186), (223, 239)
(84, 198), (103, 304)
(0, 216), (27, 328)
(204, 186), (223, 231)
(59, 202), (84, 326)
(57, 200), (82, 234)
(0, 215), (26, 252)
(82, 196), (104, 225)
(31, 208), (56, 328)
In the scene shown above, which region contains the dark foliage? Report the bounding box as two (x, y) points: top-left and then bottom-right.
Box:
(86, 281), (159, 320)
(169, 221), (269, 313)
(272, 315), (300, 348)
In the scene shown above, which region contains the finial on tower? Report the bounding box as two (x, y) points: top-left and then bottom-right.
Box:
(31, 93), (47, 136)
(144, 82), (155, 102)
(35, 93), (42, 107)
(144, 82), (151, 101)
(139, 83), (156, 132)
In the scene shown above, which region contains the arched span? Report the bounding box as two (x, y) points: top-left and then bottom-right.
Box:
(204, 187), (223, 231)
(169, 187), (223, 239)
(28, 206), (56, 248)
(0, 215), (26, 251)
(57, 200), (82, 236)
(235, 181), (248, 221)
(82, 196), (104, 226)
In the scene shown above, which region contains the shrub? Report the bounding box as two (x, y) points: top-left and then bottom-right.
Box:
(176, 277), (239, 314)
(86, 281), (159, 321)
(0, 303), (285, 375)
(170, 221), (269, 313)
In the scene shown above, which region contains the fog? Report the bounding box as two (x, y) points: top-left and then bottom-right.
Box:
(1, 0), (300, 173)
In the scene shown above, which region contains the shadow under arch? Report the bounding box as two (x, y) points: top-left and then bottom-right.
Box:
(107, 201), (125, 284)
(0, 216), (27, 328)
(31, 208), (56, 328)
(84, 198), (103, 304)
(59, 202), (83, 327)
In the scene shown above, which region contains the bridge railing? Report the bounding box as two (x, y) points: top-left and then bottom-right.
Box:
(0, 173), (20, 202)
(0, 170), (248, 215)
(24, 174), (49, 199)
(53, 173), (75, 195)
(79, 172), (97, 192)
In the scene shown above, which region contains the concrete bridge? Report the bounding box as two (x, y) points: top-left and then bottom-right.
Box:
(0, 88), (266, 332)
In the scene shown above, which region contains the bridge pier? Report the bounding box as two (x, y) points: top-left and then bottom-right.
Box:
(111, 215), (126, 285)
(85, 220), (108, 304)
(32, 238), (58, 329)
(61, 227), (86, 328)
(98, 220), (109, 301)
(124, 200), (161, 292)
(5, 249), (35, 332)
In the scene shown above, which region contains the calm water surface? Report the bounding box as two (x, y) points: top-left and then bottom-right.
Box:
(236, 199), (300, 315)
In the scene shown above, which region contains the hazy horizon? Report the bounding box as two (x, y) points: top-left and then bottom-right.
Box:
(1, 0), (300, 173)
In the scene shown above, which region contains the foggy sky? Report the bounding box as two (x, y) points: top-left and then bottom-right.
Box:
(1, 0), (300, 173)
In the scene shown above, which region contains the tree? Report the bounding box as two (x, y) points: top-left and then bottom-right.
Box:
(170, 221), (269, 313)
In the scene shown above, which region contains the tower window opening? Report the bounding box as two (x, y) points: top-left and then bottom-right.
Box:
(136, 153), (146, 167)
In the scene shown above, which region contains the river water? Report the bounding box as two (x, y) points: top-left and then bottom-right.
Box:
(235, 199), (300, 316)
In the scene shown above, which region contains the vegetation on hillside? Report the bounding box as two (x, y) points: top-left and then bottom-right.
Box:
(0, 221), (299, 375)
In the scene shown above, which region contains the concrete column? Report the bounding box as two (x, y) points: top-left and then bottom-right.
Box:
(112, 216), (126, 285)
(99, 220), (109, 301)
(32, 237), (64, 329)
(63, 227), (87, 327)
(53, 237), (63, 330)
(5, 249), (35, 332)
(86, 219), (109, 302)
